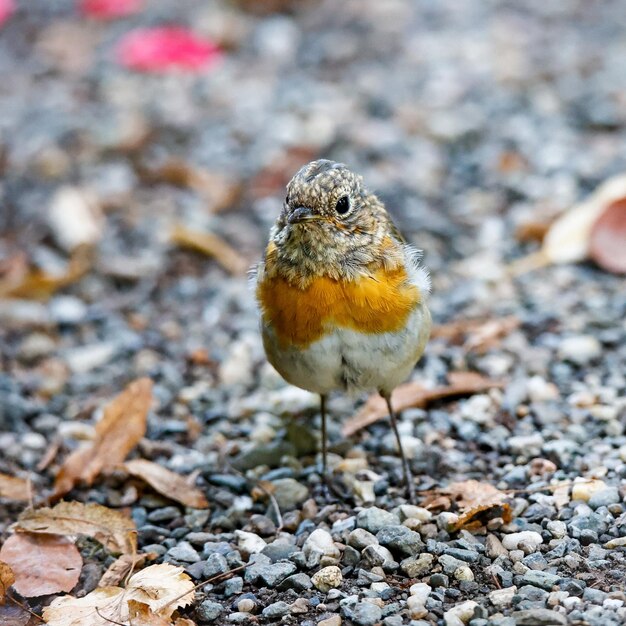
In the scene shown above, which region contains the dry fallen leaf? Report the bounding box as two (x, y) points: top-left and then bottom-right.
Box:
(127, 600), (171, 626)
(98, 553), (151, 587)
(421, 480), (513, 531)
(54, 377), (153, 496)
(0, 244), (93, 300)
(0, 473), (30, 501)
(343, 372), (503, 437)
(0, 534), (81, 597)
(511, 173), (626, 274)
(0, 603), (31, 626)
(170, 223), (247, 275)
(43, 564), (194, 626)
(589, 197), (626, 274)
(124, 459), (208, 509)
(16, 501), (136, 556)
(0, 562), (15, 605)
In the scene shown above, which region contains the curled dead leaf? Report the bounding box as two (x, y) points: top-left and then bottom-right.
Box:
(124, 459), (208, 509)
(0, 534), (81, 597)
(0, 244), (93, 300)
(43, 564), (194, 626)
(0, 562), (15, 605)
(98, 552), (152, 588)
(589, 197), (626, 274)
(511, 173), (626, 274)
(54, 377), (153, 496)
(421, 480), (513, 532)
(0, 473), (30, 502)
(170, 223), (247, 275)
(16, 501), (136, 556)
(343, 372), (503, 437)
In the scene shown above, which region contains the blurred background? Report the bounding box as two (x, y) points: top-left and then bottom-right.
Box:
(0, 0), (625, 478)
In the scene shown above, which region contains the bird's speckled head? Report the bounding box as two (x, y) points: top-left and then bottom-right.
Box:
(263, 159), (405, 285)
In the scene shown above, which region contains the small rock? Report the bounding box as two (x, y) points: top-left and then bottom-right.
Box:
(521, 570), (561, 590)
(410, 583), (432, 603)
(361, 544), (398, 571)
(262, 601), (290, 619)
(588, 487), (620, 509)
(356, 507), (399, 533)
(443, 600), (477, 625)
(318, 616), (341, 626)
(235, 530), (266, 556)
(485, 534), (509, 558)
(349, 601), (382, 626)
(558, 335), (602, 365)
(64, 342), (117, 373)
(546, 520), (567, 539)
(571, 479), (607, 502)
(281, 573), (313, 591)
(203, 553), (229, 577)
(224, 576), (244, 597)
(166, 541), (200, 563)
(454, 565), (474, 582)
(348, 528), (379, 550)
(197, 599), (223, 622)
(376, 525), (424, 556)
(501, 531), (543, 552)
(489, 586), (516, 609)
(303, 529), (341, 566)
(406, 596), (428, 619)
(312, 566), (343, 592)
(401, 553), (434, 577)
(271, 478), (309, 510)
(511, 608), (566, 625)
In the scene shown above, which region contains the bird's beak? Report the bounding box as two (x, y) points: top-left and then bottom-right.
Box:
(289, 206), (320, 224)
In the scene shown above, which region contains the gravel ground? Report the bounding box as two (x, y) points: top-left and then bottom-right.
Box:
(1, 1), (626, 625)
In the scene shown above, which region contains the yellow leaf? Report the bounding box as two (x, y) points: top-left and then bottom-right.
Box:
(0, 562), (15, 605)
(54, 378), (152, 496)
(16, 501), (137, 556)
(43, 564), (195, 626)
(124, 459), (208, 509)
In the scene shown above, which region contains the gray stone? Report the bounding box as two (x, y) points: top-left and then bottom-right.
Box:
(512, 608), (566, 625)
(166, 541), (200, 563)
(588, 487), (620, 509)
(356, 507), (399, 534)
(347, 601), (383, 626)
(376, 525), (424, 556)
(245, 554), (297, 587)
(196, 599), (223, 622)
(271, 478), (309, 509)
(203, 553), (229, 577)
(261, 540), (298, 562)
(439, 554), (467, 574)
(521, 570), (561, 590)
(224, 576), (244, 597)
(262, 601), (290, 619)
(349, 528), (379, 550)
(280, 573), (313, 591)
(361, 544), (398, 570)
(400, 553), (435, 577)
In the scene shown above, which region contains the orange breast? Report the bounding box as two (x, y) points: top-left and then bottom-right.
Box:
(257, 266), (421, 349)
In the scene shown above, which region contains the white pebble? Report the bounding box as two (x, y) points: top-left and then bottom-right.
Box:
(311, 566), (342, 592)
(501, 531), (543, 551)
(444, 600), (478, 625)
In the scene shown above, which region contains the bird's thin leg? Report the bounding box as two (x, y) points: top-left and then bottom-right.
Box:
(320, 394), (330, 491)
(381, 390), (416, 502)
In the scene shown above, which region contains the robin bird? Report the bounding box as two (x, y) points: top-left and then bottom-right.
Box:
(253, 159), (431, 500)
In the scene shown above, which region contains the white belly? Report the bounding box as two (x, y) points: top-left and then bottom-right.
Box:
(262, 303), (431, 395)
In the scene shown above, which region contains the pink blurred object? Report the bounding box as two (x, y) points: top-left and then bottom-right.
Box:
(0, 0), (15, 27)
(79, 0), (143, 19)
(116, 26), (222, 72)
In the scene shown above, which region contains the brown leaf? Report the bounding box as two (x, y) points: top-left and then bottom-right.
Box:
(124, 459), (208, 509)
(0, 562), (15, 605)
(589, 197), (626, 274)
(421, 480), (513, 532)
(16, 501), (136, 556)
(43, 564), (194, 626)
(0, 603), (31, 626)
(343, 372), (503, 436)
(431, 316), (520, 354)
(0, 245), (93, 301)
(511, 173), (626, 274)
(54, 377), (153, 496)
(0, 534), (81, 597)
(98, 553), (151, 587)
(170, 223), (247, 275)
(0, 473), (30, 502)
(127, 600), (170, 626)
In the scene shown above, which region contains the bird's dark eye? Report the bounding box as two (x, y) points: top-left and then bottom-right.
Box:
(335, 195), (350, 215)
(285, 194), (290, 205)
